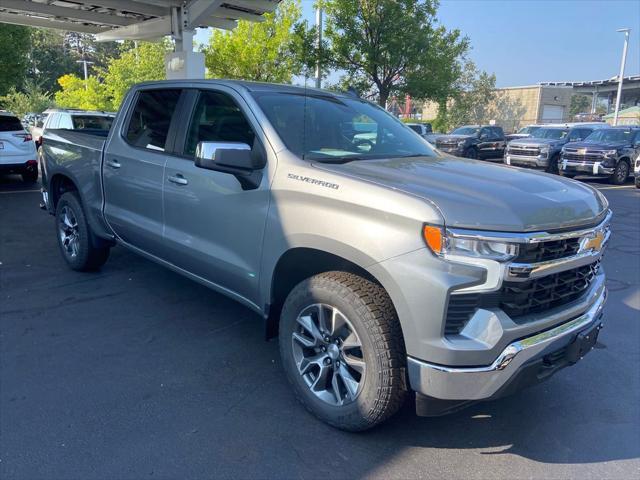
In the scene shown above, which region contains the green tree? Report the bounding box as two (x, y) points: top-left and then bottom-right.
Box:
(203, 0), (303, 82)
(103, 41), (169, 106)
(322, 0), (468, 106)
(54, 74), (113, 111)
(27, 29), (81, 93)
(0, 25), (31, 96)
(445, 62), (497, 127)
(570, 94), (591, 117)
(0, 80), (55, 117)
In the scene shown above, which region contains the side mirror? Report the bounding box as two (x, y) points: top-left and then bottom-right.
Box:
(195, 141), (265, 190)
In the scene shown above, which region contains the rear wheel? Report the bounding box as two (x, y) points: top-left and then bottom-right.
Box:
(279, 271), (407, 431)
(21, 168), (38, 183)
(55, 192), (110, 271)
(610, 160), (629, 185)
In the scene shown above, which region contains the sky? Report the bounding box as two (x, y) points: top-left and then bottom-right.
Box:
(195, 0), (640, 88)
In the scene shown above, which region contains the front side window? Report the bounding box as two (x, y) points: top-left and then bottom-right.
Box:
(126, 89), (181, 151)
(253, 92), (435, 161)
(184, 91), (255, 157)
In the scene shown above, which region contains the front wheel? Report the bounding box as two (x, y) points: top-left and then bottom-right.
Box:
(545, 154), (560, 174)
(464, 147), (478, 159)
(55, 192), (110, 271)
(610, 161), (629, 185)
(279, 271), (407, 431)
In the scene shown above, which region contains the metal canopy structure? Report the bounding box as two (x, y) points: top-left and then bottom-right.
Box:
(0, 0), (282, 78)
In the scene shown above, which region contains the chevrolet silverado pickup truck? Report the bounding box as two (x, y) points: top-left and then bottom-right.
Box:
(433, 125), (506, 160)
(560, 126), (640, 184)
(40, 81), (610, 431)
(505, 124), (605, 173)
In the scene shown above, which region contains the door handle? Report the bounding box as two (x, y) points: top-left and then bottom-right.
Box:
(168, 174), (188, 186)
(106, 159), (121, 169)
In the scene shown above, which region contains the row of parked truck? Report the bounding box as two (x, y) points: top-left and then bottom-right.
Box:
(421, 122), (640, 186)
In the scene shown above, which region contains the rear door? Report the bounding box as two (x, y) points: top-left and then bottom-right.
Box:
(102, 88), (183, 256)
(162, 87), (271, 304)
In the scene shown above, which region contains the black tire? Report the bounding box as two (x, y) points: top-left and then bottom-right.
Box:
(464, 147), (478, 159)
(21, 169), (38, 183)
(559, 170), (576, 179)
(610, 160), (629, 185)
(55, 192), (110, 271)
(279, 271), (407, 431)
(545, 154), (560, 174)
(635, 177), (640, 189)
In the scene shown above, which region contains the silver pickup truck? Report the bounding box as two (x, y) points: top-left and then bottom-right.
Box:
(40, 81), (610, 431)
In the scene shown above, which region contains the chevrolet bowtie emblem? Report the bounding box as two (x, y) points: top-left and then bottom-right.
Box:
(580, 230), (606, 253)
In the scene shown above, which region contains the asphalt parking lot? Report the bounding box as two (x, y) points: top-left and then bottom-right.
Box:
(1, 174), (638, 480)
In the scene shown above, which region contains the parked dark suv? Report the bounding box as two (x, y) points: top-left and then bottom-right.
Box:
(434, 125), (505, 160)
(560, 126), (640, 184)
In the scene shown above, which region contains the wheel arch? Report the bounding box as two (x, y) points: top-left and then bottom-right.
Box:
(265, 247), (390, 339)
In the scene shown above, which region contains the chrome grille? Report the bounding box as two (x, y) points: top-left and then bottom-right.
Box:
(509, 147), (540, 157)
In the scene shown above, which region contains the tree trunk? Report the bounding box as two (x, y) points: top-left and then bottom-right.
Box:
(378, 88), (389, 108)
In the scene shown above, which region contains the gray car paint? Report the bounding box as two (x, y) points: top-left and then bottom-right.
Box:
(41, 80), (607, 370)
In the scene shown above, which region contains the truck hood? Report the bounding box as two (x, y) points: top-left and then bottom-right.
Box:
(565, 140), (630, 150)
(315, 156), (607, 232)
(510, 137), (564, 148)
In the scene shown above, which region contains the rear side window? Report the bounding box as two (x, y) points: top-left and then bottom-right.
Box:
(0, 115), (23, 132)
(126, 89), (181, 151)
(72, 115), (113, 131)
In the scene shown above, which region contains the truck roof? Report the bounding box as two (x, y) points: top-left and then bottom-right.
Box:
(43, 108), (116, 116)
(132, 79), (358, 100)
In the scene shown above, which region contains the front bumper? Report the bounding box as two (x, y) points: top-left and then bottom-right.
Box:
(408, 286), (606, 401)
(561, 159), (614, 176)
(505, 153), (549, 168)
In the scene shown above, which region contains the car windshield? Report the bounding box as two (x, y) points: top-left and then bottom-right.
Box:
(0, 115), (24, 132)
(518, 126), (541, 134)
(451, 126), (479, 135)
(252, 92), (436, 161)
(584, 128), (635, 143)
(71, 115), (114, 131)
(532, 128), (568, 139)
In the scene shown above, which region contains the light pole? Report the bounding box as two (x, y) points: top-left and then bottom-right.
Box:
(76, 59), (94, 90)
(613, 28), (630, 126)
(315, 5), (323, 89)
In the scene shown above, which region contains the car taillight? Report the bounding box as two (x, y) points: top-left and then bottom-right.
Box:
(23, 134), (32, 142)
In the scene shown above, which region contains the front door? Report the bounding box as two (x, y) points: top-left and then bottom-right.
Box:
(103, 88), (182, 255)
(162, 88), (271, 305)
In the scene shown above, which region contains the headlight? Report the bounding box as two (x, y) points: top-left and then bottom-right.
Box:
(602, 149), (617, 156)
(540, 145), (550, 154)
(423, 226), (519, 262)
(457, 140), (466, 148)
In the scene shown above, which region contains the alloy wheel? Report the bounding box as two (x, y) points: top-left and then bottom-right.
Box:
(291, 303), (366, 406)
(58, 205), (80, 258)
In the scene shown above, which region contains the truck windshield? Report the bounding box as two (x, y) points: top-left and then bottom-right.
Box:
(532, 128), (568, 139)
(252, 92), (436, 161)
(451, 126), (479, 135)
(584, 129), (635, 143)
(518, 126), (541, 135)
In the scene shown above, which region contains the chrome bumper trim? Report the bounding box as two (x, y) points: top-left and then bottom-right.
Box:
(407, 287), (607, 400)
(506, 228), (610, 280)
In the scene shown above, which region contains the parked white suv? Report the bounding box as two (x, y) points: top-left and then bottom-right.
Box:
(0, 111), (38, 183)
